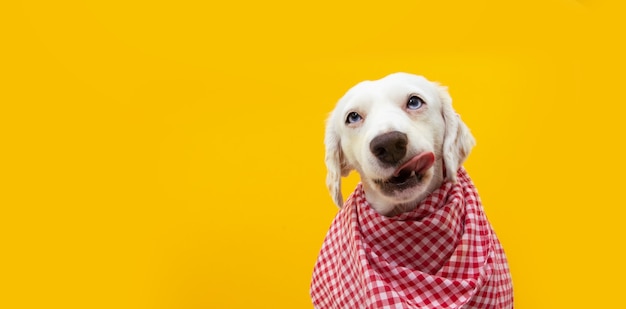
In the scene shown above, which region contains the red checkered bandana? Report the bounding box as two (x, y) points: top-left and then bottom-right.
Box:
(310, 169), (513, 308)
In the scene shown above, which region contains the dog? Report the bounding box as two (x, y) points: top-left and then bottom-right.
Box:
(311, 72), (513, 308)
(324, 72), (474, 215)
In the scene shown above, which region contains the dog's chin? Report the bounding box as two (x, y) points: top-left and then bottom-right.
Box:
(371, 168), (434, 203)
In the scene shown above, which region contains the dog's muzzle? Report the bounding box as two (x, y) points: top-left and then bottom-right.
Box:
(370, 131), (435, 193)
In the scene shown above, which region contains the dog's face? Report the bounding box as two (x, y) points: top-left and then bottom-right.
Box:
(325, 73), (475, 215)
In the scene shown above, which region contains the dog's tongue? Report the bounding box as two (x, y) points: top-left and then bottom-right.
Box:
(393, 152), (435, 177)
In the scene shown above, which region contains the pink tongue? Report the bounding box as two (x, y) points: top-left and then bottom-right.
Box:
(393, 152), (435, 177)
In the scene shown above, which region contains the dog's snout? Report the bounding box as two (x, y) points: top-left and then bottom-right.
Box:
(369, 131), (408, 165)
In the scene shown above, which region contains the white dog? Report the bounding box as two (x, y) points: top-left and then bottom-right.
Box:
(324, 72), (474, 216)
(311, 73), (513, 308)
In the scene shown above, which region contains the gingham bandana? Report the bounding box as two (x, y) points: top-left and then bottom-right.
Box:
(310, 168), (513, 308)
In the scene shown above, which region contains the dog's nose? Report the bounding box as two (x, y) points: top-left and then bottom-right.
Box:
(369, 131), (408, 165)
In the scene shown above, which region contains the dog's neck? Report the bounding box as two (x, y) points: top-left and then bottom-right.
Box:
(387, 203), (423, 217)
(363, 186), (440, 217)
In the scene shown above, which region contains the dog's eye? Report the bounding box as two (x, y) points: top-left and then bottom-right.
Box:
(407, 96), (424, 110)
(345, 112), (363, 124)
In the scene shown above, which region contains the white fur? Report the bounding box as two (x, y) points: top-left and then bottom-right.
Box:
(325, 73), (475, 216)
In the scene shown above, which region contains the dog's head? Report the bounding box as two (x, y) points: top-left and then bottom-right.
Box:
(325, 73), (475, 215)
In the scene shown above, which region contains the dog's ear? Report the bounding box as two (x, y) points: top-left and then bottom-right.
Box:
(325, 116), (351, 207)
(438, 85), (476, 183)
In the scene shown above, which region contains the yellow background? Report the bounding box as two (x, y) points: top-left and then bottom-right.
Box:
(2, 0), (625, 308)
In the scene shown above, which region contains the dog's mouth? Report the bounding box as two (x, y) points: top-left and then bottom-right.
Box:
(375, 152), (435, 192)
(388, 169), (420, 185)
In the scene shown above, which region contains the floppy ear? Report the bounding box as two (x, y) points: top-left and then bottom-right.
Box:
(324, 116), (351, 207)
(438, 85), (476, 183)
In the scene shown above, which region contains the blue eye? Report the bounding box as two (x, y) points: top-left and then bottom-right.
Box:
(407, 96), (424, 110)
(346, 112), (362, 124)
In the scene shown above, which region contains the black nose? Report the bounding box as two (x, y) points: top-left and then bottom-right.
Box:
(369, 131), (408, 165)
